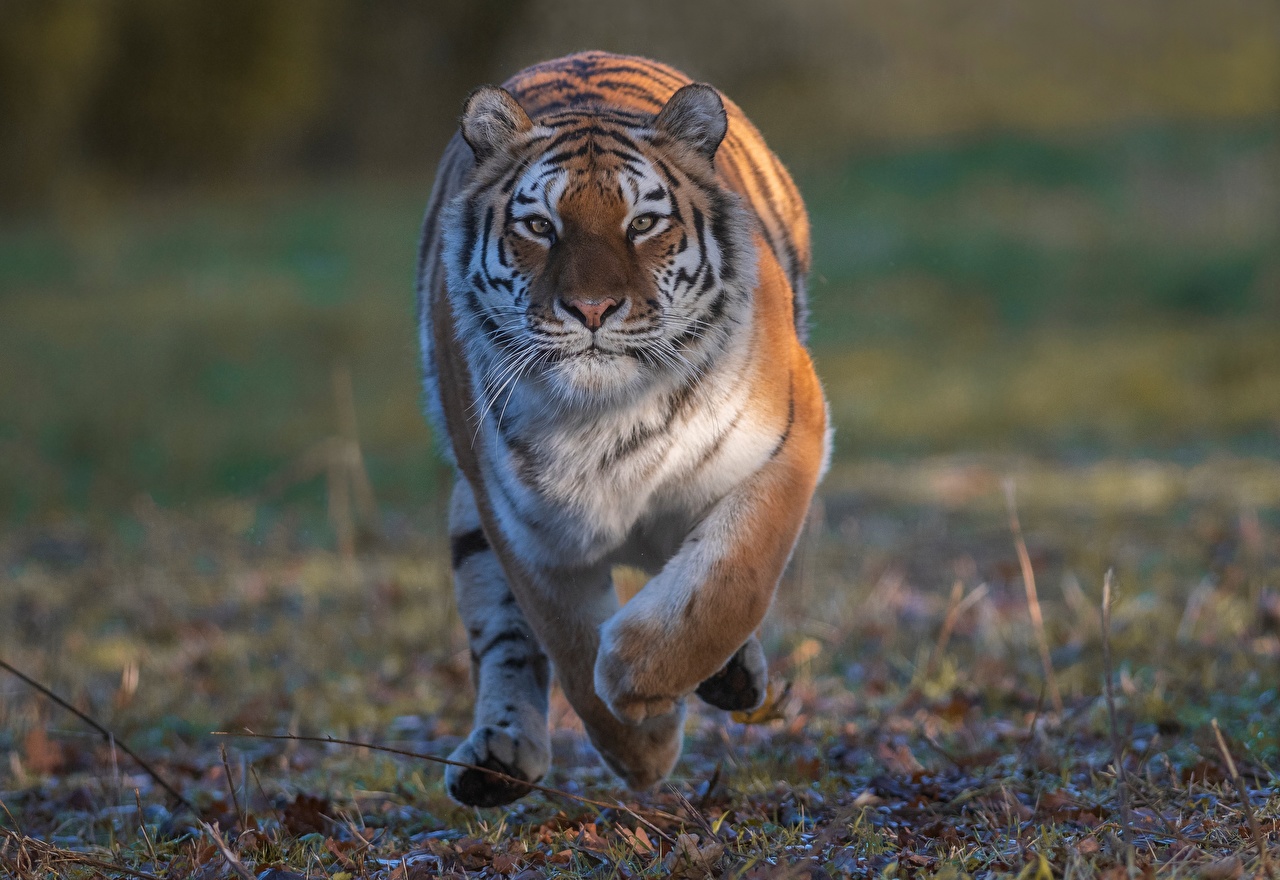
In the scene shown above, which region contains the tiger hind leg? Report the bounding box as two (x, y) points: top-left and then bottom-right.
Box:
(695, 634), (767, 712)
(444, 480), (551, 807)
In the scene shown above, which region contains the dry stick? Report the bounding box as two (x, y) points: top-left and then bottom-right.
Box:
(220, 743), (247, 830)
(0, 792), (24, 836)
(249, 764), (286, 835)
(135, 788), (160, 866)
(0, 658), (196, 815)
(201, 821), (256, 880)
(1003, 479), (1063, 715)
(213, 730), (679, 845)
(665, 783), (716, 838)
(1211, 718), (1276, 880)
(1, 830), (163, 880)
(925, 582), (989, 682)
(1101, 569), (1135, 867)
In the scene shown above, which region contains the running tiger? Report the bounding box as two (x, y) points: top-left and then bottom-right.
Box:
(417, 51), (830, 807)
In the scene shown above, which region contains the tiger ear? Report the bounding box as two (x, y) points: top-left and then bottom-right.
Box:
(460, 86), (534, 162)
(654, 84), (727, 161)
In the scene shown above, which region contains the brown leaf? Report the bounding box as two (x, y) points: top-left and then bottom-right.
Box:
(324, 837), (356, 870)
(663, 833), (724, 880)
(618, 825), (655, 855)
(1201, 856), (1243, 880)
(22, 726), (65, 775)
(876, 740), (925, 776)
(281, 793), (330, 836)
(1183, 760), (1228, 785)
(454, 838), (494, 870)
(731, 680), (791, 725)
(576, 823), (610, 853)
(491, 853), (520, 874)
(793, 755), (823, 780)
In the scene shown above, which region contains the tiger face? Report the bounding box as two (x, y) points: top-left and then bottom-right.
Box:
(441, 85), (755, 406)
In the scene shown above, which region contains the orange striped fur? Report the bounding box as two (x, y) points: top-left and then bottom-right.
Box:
(416, 51), (829, 806)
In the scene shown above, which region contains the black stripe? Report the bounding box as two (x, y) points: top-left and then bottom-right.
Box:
(478, 626), (531, 657)
(450, 528), (490, 568)
(768, 381), (797, 460)
(693, 407), (745, 472)
(601, 419), (663, 468)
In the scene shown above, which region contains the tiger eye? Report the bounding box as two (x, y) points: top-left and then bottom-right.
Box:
(525, 217), (552, 236)
(629, 215), (656, 234)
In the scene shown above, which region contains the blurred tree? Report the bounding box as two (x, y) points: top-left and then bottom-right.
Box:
(0, 0), (1275, 214)
(0, 2), (113, 206)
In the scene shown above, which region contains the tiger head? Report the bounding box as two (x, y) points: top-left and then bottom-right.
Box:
(440, 84), (756, 408)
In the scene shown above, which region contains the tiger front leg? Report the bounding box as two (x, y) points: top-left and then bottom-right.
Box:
(594, 419), (824, 725)
(444, 481), (552, 808)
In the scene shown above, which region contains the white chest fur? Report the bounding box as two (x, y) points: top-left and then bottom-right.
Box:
(476, 344), (776, 570)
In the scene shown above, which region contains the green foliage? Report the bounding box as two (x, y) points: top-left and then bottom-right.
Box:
(2, 125), (1276, 522)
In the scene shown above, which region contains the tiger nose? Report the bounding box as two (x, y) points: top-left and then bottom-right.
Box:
(561, 297), (621, 331)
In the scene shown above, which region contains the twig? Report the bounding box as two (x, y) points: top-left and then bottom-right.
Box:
(1, 829), (163, 880)
(213, 730), (679, 844)
(1016, 680), (1049, 769)
(220, 744), (246, 830)
(0, 793), (25, 836)
(1101, 569), (1134, 866)
(1004, 479), (1063, 714)
(202, 821), (256, 880)
(695, 761), (723, 812)
(1212, 718), (1275, 880)
(250, 763), (286, 834)
(0, 658), (196, 814)
(925, 582), (988, 681)
(666, 783), (716, 838)
(135, 788), (160, 865)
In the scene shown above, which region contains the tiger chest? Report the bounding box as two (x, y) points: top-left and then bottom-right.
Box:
(491, 385), (771, 556)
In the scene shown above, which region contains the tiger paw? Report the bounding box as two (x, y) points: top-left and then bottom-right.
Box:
(594, 623), (684, 724)
(444, 725), (548, 808)
(696, 636), (767, 711)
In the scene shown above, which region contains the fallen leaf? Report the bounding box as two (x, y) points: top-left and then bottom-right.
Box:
(1201, 856), (1243, 880)
(732, 680), (791, 725)
(23, 726), (65, 775)
(282, 793), (330, 836)
(663, 833), (724, 879)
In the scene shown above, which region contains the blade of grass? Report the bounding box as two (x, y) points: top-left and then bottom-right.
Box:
(1211, 718), (1275, 880)
(1004, 479), (1063, 714)
(1101, 569), (1134, 870)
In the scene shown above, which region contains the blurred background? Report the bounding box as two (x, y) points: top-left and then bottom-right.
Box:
(1, 0), (1277, 525)
(2, 0), (1280, 775)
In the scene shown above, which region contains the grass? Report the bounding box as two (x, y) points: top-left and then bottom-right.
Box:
(2, 122), (1280, 876)
(2, 466), (1279, 876)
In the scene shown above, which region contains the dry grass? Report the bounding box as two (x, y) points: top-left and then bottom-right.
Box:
(3, 456), (1279, 877)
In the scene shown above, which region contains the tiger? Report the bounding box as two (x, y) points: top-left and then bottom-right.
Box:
(416, 50), (830, 807)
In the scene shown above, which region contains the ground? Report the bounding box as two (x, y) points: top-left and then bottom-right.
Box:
(3, 458), (1279, 877)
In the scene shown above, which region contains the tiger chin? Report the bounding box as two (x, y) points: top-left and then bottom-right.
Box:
(416, 51), (830, 807)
